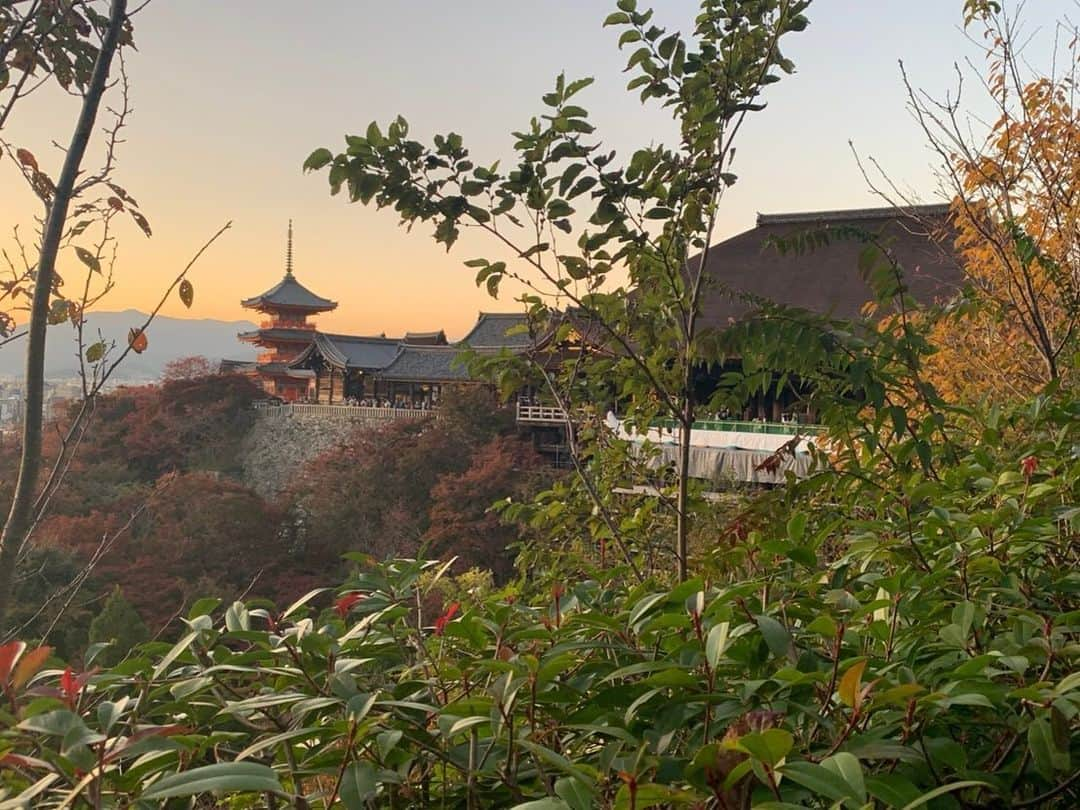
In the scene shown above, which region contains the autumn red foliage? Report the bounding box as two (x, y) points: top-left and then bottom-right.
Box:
(284, 388), (550, 582)
(423, 434), (546, 582)
(4, 379), (553, 646)
(160, 355), (216, 382)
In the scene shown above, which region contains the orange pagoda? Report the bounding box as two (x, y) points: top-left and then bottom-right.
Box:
(238, 222), (337, 401)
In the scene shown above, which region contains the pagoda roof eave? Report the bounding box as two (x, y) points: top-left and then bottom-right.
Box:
(241, 298), (338, 314)
(238, 327), (319, 343)
(240, 272), (338, 311)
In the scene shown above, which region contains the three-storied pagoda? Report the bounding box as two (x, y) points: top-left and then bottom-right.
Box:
(238, 222), (337, 400)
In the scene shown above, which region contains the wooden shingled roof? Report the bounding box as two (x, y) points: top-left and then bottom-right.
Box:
(378, 346), (480, 383)
(404, 330), (449, 346)
(457, 313), (533, 348)
(695, 204), (964, 329)
(289, 332), (402, 372)
(240, 272), (338, 312)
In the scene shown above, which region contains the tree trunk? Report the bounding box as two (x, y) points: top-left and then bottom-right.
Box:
(0, 0), (128, 628)
(676, 409), (692, 583)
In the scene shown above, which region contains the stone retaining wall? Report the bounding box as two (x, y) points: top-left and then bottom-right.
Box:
(239, 412), (359, 498)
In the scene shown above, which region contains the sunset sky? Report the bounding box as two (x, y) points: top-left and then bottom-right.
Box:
(2, 0), (1072, 339)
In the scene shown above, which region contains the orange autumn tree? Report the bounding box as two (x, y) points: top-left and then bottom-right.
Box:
(910, 4), (1080, 401)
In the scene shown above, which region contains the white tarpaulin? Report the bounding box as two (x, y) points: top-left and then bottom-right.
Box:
(605, 413), (820, 484)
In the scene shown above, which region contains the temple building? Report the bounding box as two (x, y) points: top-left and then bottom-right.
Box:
(231, 222), (337, 400)
(286, 317), (527, 407)
(226, 205), (964, 480)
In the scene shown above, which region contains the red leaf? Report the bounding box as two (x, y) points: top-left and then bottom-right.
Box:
(15, 149), (38, 172)
(433, 602), (460, 636)
(60, 666), (82, 707)
(0, 641), (26, 687)
(1021, 455), (1037, 478)
(0, 752), (51, 770)
(333, 592), (364, 618)
(128, 327), (148, 354)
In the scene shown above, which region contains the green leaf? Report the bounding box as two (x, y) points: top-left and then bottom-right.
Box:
(521, 242), (550, 259)
(85, 341), (106, 363)
(446, 715), (489, 737)
(705, 621), (730, 668)
(554, 776), (594, 810)
(74, 246), (101, 273)
(866, 774), (922, 808)
(898, 780), (991, 810)
(737, 728), (793, 767)
(1028, 716), (1068, 779)
(512, 800), (570, 810)
(141, 762), (283, 800)
(339, 761), (377, 808)
(823, 752), (865, 804)
(303, 147), (333, 172)
(756, 615), (793, 660)
(564, 77), (594, 99)
(786, 512), (807, 542)
(235, 728), (323, 761)
(614, 782), (694, 809)
(780, 761), (862, 804)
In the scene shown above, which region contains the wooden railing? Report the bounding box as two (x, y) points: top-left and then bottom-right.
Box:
(515, 402), (568, 424)
(253, 403), (434, 422)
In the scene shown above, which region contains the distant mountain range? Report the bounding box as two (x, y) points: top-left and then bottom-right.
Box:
(0, 310), (260, 381)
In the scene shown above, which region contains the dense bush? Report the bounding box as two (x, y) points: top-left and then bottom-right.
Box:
(0, 393), (1074, 808)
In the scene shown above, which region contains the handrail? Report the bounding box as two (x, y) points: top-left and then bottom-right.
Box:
(651, 417), (823, 436)
(515, 403), (568, 423)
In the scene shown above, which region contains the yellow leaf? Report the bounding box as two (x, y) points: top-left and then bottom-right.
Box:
(838, 659), (867, 709)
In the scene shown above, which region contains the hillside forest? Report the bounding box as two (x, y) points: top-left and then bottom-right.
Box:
(0, 1), (1078, 808)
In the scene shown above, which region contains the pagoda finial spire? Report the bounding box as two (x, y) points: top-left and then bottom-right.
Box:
(285, 219), (294, 277)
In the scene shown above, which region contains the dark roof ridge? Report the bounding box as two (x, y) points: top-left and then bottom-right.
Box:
(320, 331), (399, 343)
(756, 203), (951, 227)
(395, 344), (462, 352)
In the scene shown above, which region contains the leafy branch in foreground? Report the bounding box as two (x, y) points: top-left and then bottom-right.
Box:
(307, 0), (811, 582)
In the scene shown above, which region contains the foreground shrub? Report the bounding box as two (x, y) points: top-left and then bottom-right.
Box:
(1, 389), (1076, 807)
(1, 387), (1076, 808)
